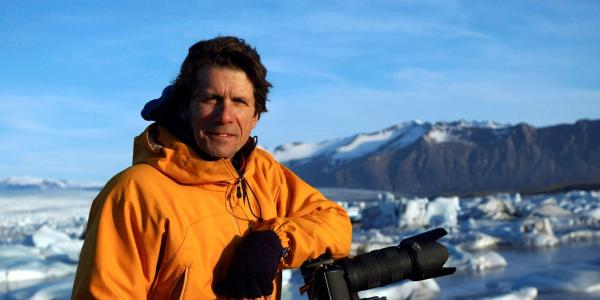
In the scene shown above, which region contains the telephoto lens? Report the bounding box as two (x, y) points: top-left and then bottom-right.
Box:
(339, 228), (455, 292)
(300, 228), (455, 300)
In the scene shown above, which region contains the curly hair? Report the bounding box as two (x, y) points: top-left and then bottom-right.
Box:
(172, 36), (271, 116)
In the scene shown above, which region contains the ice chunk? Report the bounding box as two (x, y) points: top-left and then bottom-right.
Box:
(345, 205), (362, 222)
(477, 196), (516, 220)
(426, 197), (459, 228)
(584, 207), (600, 222)
(1, 275), (74, 300)
(512, 269), (600, 294)
(447, 245), (507, 271)
(532, 204), (572, 218)
(0, 246), (44, 283)
(0, 259), (74, 283)
(399, 198), (428, 228)
(519, 218), (559, 247)
(0, 244), (43, 259)
(281, 269), (292, 287)
(560, 230), (600, 242)
(468, 251), (508, 271)
(521, 233), (559, 247)
(42, 241), (84, 263)
(361, 195), (459, 229)
(481, 287), (537, 300)
(464, 218), (480, 230)
(31, 225), (71, 249)
(361, 192), (402, 229)
(461, 232), (502, 251)
(352, 229), (396, 254)
(358, 278), (440, 300)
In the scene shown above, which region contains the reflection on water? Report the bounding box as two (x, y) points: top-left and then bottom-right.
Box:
(281, 242), (600, 299)
(436, 241), (600, 299)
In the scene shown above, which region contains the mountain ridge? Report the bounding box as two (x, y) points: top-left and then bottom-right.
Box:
(0, 176), (103, 191)
(273, 119), (600, 197)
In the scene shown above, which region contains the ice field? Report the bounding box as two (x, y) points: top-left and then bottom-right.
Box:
(1, 185), (600, 299)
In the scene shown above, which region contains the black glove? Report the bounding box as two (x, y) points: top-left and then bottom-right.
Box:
(215, 230), (283, 298)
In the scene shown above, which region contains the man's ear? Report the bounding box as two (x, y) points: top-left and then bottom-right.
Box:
(252, 112), (260, 129)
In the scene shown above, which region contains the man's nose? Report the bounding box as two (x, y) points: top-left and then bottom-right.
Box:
(213, 100), (234, 124)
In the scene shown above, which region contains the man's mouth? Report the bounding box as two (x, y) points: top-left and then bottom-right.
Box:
(207, 132), (236, 137)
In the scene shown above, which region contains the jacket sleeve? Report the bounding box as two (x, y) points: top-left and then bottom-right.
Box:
(72, 176), (165, 299)
(255, 164), (352, 268)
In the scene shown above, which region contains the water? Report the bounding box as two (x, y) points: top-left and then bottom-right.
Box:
(436, 242), (600, 299)
(280, 241), (600, 299)
(2, 188), (600, 299)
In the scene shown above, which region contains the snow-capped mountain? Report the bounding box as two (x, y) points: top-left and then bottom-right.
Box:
(273, 119), (600, 197)
(273, 120), (509, 163)
(0, 176), (103, 191)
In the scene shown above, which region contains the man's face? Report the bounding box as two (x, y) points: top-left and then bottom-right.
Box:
(188, 66), (258, 159)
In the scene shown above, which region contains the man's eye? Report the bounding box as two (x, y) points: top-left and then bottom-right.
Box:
(201, 98), (218, 104)
(233, 98), (248, 105)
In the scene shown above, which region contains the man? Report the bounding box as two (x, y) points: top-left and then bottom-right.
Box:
(72, 36), (352, 299)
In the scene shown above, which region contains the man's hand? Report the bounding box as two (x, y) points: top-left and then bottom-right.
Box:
(216, 230), (283, 298)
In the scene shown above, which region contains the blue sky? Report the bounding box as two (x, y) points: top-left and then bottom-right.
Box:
(1, 1), (599, 183)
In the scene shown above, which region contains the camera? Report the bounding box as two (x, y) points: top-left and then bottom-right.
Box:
(300, 228), (456, 300)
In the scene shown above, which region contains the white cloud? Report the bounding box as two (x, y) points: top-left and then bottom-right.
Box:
(0, 92), (147, 160)
(2, 0), (599, 181)
(257, 72), (600, 148)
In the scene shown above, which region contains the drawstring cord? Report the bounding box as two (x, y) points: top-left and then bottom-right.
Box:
(230, 135), (263, 224)
(238, 174), (263, 223)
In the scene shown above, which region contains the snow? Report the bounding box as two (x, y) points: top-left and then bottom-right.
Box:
(2, 184), (600, 299)
(271, 137), (355, 163)
(273, 120), (429, 162)
(271, 142), (325, 162)
(452, 119), (510, 130)
(336, 130), (396, 154)
(272, 120), (515, 164)
(389, 125), (428, 149)
(332, 122), (425, 160)
(426, 129), (460, 143)
(423, 121), (488, 144)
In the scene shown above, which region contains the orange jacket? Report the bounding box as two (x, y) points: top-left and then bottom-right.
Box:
(72, 124), (352, 299)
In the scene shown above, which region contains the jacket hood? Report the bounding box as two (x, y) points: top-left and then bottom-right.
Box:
(132, 123), (256, 185)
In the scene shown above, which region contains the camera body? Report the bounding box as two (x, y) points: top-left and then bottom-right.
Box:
(300, 228), (456, 300)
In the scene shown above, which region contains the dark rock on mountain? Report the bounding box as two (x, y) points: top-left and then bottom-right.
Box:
(277, 119), (600, 197)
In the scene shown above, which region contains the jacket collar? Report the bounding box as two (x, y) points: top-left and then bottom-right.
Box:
(132, 123), (256, 185)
